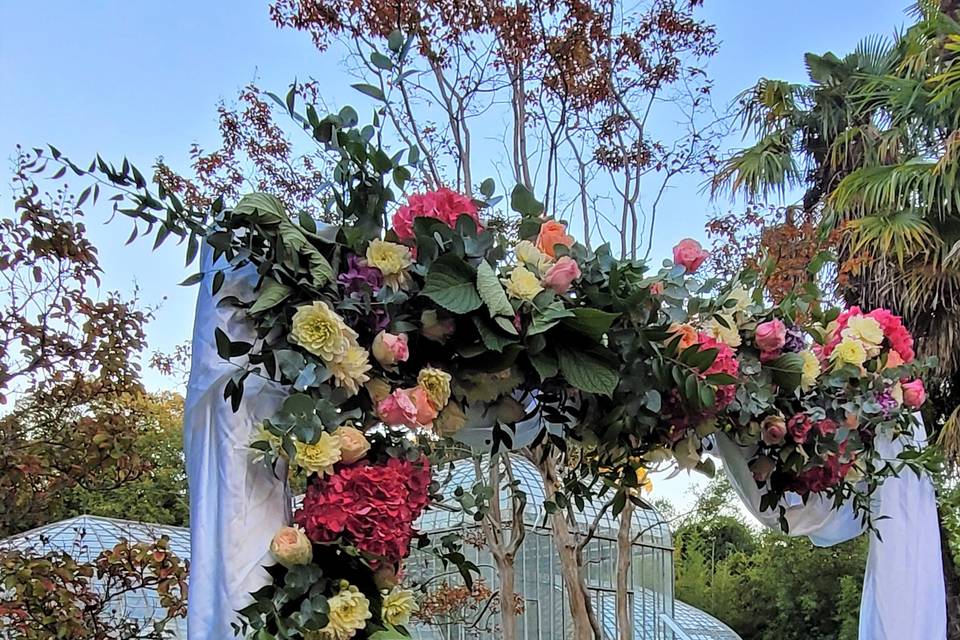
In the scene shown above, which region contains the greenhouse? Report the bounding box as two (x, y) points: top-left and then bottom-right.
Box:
(0, 459), (739, 640)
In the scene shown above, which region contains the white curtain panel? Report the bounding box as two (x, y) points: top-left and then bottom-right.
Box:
(183, 245), (289, 639)
(714, 418), (946, 640)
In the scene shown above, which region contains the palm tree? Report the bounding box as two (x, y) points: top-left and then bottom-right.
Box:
(712, 2), (960, 635)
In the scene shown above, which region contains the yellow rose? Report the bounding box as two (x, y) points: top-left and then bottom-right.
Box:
(799, 349), (821, 389)
(381, 586), (419, 626)
(842, 316), (884, 346)
(312, 581), (372, 640)
(295, 431), (342, 475)
(334, 425), (370, 464)
(515, 239), (553, 273)
(704, 314), (741, 347)
(503, 265), (543, 301)
(366, 239), (413, 289)
(329, 344), (372, 396)
(290, 301), (353, 362)
(417, 367), (452, 409)
(831, 338), (868, 367)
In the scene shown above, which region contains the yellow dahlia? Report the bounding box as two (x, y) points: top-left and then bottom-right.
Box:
(329, 345), (372, 396)
(290, 301), (353, 362)
(381, 586), (419, 626)
(799, 349), (821, 390)
(366, 239), (413, 290)
(294, 431), (342, 476)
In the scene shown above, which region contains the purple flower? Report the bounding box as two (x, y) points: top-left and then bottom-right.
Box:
(877, 390), (898, 417)
(339, 254), (383, 296)
(783, 326), (806, 353)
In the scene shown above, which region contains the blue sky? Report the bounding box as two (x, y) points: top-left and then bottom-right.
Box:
(0, 0), (911, 510)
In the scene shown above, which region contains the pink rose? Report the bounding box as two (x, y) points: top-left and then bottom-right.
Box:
(406, 386), (438, 428)
(377, 389), (419, 427)
(542, 256), (581, 294)
(814, 419), (837, 437)
(755, 319), (787, 352)
(902, 379), (926, 409)
(372, 331), (409, 367)
(672, 238), (709, 273)
(649, 281), (664, 295)
(761, 416), (787, 446)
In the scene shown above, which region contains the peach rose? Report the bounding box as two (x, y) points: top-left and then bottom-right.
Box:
(542, 256), (581, 294)
(669, 323), (699, 350)
(406, 386), (439, 427)
(372, 331), (409, 367)
(884, 350), (905, 370)
(335, 425), (371, 464)
(365, 378), (392, 404)
(270, 526), (312, 568)
(672, 238), (709, 273)
(750, 456), (776, 483)
(755, 319), (787, 352)
(536, 220), (574, 258)
(902, 379), (926, 409)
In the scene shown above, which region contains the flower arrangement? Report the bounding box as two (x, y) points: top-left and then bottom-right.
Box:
(63, 106), (931, 638)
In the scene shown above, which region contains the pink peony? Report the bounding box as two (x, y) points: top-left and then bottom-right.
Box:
(377, 389), (419, 427)
(372, 331), (409, 367)
(391, 188), (481, 241)
(902, 379), (926, 408)
(542, 256), (581, 294)
(672, 238), (709, 273)
(755, 319), (787, 352)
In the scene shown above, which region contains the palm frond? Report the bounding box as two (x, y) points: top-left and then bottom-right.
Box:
(711, 133), (801, 201)
(733, 79), (808, 138)
(830, 159), (958, 218)
(852, 34), (897, 75)
(845, 209), (940, 266)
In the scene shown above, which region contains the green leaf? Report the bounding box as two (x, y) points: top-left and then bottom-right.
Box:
(767, 352), (805, 390)
(528, 302), (575, 335)
(421, 254), (482, 313)
(473, 317), (518, 353)
(557, 346), (619, 396)
(387, 30), (404, 52)
(250, 279), (293, 315)
(510, 184), (544, 217)
(561, 308), (621, 340)
(476, 260), (514, 319)
(352, 83), (386, 101)
(480, 178), (496, 198)
(530, 351), (559, 381)
(370, 51), (393, 70)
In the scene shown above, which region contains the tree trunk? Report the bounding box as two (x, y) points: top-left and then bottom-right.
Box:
(494, 550), (519, 640)
(616, 501), (635, 640)
(527, 447), (603, 640)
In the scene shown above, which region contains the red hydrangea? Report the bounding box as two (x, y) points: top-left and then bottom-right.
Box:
(391, 188), (481, 241)
(295, 456), (432, 566)
(823, 306), (915, 363)
(787, 444), (855, 494)
(697, 333), (739, 409)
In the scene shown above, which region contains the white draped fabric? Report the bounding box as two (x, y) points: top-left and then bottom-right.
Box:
(714, 422), (946, 640)
(183, 246), (290, 639)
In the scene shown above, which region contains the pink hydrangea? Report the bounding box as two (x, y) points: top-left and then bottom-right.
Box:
(391, 188), (481, 241)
